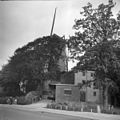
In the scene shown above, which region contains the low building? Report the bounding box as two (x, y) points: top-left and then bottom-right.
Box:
(57, 69), (102, 104)
(48, 83), (80, 103)
(74, 70), (102, 104)
(55, 84), (80, 103)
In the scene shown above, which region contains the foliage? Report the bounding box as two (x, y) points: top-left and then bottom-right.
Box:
(68, 0), (120, 106)
(25, 91), (41, 103)
(101, 107), (120, 115)
(47, 102), (120, 114)
(0, 97), (8, 104)
(17, 96), (32, 105)
(0, 34), (66, 96)
(46, 102), (97, 113)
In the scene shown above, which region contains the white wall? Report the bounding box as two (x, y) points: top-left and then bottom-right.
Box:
(74, 70), (95, 85)
(74, 70), (100, 103)
(86, 87), (100, 103)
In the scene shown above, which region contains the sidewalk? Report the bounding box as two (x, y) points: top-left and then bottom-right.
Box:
(1, 102), (120, 120)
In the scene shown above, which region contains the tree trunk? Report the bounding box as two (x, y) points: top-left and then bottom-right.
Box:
(102, 83), (109, 108)
(114, 96), (117, 107)
(104, 86), (108, 108)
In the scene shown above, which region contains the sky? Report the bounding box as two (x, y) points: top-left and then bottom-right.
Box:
(0, 0), (120, 70)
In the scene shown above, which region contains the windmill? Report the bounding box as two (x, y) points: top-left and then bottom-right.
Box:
(50, 7), (68, 71)
(50, 8), (57, 36)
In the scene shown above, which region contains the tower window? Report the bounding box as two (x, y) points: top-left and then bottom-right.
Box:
(93, 91), (96, 96)
(91, 73), (94, 77)
(82, 71), (85, 76)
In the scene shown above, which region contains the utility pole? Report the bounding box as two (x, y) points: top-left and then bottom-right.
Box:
(50, 8), (57, 36)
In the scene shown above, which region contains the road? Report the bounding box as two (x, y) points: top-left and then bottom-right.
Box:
(0, 105), (94, 120)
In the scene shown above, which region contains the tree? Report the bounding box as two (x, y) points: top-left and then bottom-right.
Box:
(0, 64), (22, 96)
(68, 0), (120, 107)
(0, 34), (66, 96)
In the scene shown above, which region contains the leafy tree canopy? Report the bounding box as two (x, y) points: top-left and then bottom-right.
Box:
(0, 34), (66, 96)
(68, 0), (120, 106)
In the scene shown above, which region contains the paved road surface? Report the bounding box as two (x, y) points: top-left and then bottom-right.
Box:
(0, 106), (95, 120)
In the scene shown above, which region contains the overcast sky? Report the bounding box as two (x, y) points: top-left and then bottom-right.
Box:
(0, 0), (120, 70)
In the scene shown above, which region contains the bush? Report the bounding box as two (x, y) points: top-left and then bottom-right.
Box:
(83, 107), (91, 112)
(46, 103), (52, 108)
(55, 104), (61, 109)
(46, 102), (120, 115)
(25, 91), (41, 103)
(101, 109), (113, 114)
(63, 102), (68, 106)
(74, 106), (81, 111)
(46, 102), (98, 113)
(62, 105), (67, 110)
(17, 96), (32, 105)
(0, 97), (8, 104)
(68, 106), (73, 111)
(51, 103), (56, 109)
(101, 108), (120, 115)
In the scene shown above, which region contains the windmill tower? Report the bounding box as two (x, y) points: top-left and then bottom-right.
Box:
(43, 8), (68, 99)
(50, 8), (57, 36)
(50, 8), (68, 72)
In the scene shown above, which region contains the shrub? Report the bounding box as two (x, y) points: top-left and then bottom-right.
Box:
(50, 103), (56, 109)
(47, 103), (65, 110)
(62, 105), (67, 110)
(46, 102), (101, 113)
(55, 104), (61, 109)
(17, 96), (32, 105)
(63, 102), (68, 106)
(68, 105), (73, 111)
(83, 107), (91, 112)
(101, 109), (113, 114)
(46, 103), (51, 108)
(25, 91), (41, 103)
(74, 106), (81, 111)
(0, 97), (8, 104)
(101, 108), (120, 115)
